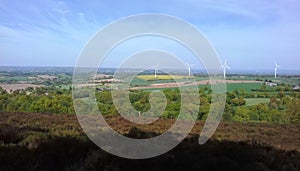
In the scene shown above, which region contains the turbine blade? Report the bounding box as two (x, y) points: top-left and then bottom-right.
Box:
(186, 62), (195, 67)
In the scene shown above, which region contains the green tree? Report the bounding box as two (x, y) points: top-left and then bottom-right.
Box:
(233, 107), (250, 122)
(286, 98), (300, 123)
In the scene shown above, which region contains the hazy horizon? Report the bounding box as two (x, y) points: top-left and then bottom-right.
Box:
(1, 65), (300, 75)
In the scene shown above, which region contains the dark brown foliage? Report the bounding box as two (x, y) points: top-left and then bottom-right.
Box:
(0, 112), (299, 170)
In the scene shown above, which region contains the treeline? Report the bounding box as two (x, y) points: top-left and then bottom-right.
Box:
(224, 90), (300, 123)
(0, 86), (299, 124)
(0, 87), (75, 114)
(252, 83), (298, 92)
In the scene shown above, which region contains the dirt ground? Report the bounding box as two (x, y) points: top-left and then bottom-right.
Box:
(0, 84), (43, 93)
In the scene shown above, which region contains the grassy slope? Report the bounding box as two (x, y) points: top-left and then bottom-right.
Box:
(0, 112), (299, 170)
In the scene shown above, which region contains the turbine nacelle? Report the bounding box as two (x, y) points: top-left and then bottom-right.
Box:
(221, 59), (231, 70)
(275, 61), (280, 68)
(186, 62), (195, 67)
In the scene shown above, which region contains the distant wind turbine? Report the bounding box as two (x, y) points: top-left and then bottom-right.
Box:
(154, 64), (159, 79)
(186, 62), (195, 77)
(220, 59), (231, 79)
(274, 61), (280, 78)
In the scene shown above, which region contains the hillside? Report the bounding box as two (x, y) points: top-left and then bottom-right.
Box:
(0, 112), (299, 170)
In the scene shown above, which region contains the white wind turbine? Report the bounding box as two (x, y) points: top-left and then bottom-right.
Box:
(220, 59), (231, 79)
(274, 61), (280, 78)
(153, 64), (159, 79)
(186, 62), (195, 77)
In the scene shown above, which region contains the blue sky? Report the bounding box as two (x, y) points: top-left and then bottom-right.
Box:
(0, 0), (299, 70)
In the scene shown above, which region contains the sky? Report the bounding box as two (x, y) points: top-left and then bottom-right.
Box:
(0, 0), (300, 70)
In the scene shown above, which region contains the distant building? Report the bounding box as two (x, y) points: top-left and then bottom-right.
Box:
(292, 85), (300, 90)
(265, 82), (277, 87)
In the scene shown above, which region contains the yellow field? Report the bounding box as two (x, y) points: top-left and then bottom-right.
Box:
(137, 75), (187, 81)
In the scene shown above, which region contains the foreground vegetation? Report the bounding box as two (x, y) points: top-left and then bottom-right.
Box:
(0, 112), (299, 170)
(1, 85), (299, 124)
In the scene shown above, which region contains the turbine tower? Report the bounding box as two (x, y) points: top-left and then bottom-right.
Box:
(220, 59), (231, 79)
(186, 62), (195, 77)
(274, 61), (280, 78)
(154, 64), (159, 79)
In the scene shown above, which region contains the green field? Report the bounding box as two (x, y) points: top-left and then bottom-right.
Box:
(198, 83), (263, 93)
(226, 83), (262, 93)
(245, 98), (270, 106)
(0, 76), (31, 82)
(130, 77), (149, 87)
(129, 82), (263, 93)
(57, 84), (72, 89)
(130, 75), (189, 87)
(137, 75), (187, 81)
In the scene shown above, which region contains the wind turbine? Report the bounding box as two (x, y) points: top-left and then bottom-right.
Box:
(154, 64), (159, 79)
(274, 61), (280, 78)
(186, 62), (195, 77)
(220, 59), (231, 79)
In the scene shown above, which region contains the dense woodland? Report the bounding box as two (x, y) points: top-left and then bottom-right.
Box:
(0, 85), (299, 124)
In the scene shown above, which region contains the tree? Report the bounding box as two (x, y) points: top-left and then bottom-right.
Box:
(233, 107), (250, 122)
(230, 96), (246, 106)
(223, 103), (234, 121)
(133, 101), (145, 113)
(269, 96), (279, 109)
(286, 98), (300, 123)
(269, 109), (286, 123)
(255, 103), (271, 121)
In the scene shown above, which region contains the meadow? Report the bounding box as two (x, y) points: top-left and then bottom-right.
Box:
(226, 83), (262, 93)
(245, 98), (270, 106)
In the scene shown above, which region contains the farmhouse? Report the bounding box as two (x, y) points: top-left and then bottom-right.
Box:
(265, 82), (277, 87)
(293, 85), (300, 90)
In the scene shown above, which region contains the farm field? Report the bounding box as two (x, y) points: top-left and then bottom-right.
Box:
(226, 83), (262, 93)
(0, 83), (43, 92)
(198, 82), (263, 93)
(245, 98), (270, 106)
(137, 74), (187, 81)
(130, 80), (262, 93)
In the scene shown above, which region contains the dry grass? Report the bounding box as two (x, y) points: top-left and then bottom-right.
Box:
(0, 112), (299, 170)
(1, 112), (299, 152)
(0, 84), (43, 93)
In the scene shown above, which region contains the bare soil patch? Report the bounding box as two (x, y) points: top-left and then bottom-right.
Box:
(0, 84), (43, 93)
